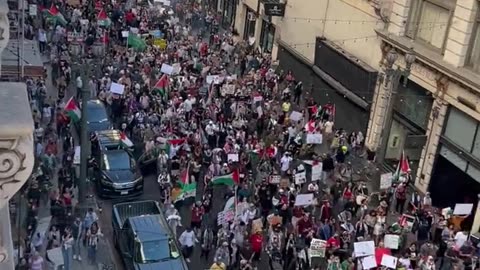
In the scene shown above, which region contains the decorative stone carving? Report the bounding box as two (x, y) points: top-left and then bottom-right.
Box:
(368, 0), (393, 22)
(434, 73), (449, 99)
(0, 83), (35, 210)
(379, 42), (391, 67)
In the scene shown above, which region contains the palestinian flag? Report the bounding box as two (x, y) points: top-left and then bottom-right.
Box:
(393, 151), (411, 182)
(120, 132), (133, 148)
(153, 74), (169, 96)
(43, 5), (67, 26)
(173, 164), (196, 202)
(97, 9), (111, 27)
(64, 97), (81, 122)
(212, 170), (240, 186)
(305, 120), (315, 133)
(166, 139), (185, 158)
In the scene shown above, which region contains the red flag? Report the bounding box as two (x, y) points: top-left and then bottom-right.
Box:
(48, 4), (60, 15)
(400, 151), (411, 174)
(97, 9), (108, 20)
(232, 169), (240, 185)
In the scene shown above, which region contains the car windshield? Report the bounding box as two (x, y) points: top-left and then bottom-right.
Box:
(87, 107), (108, 123)
(139, 239), (180, 263)
(103, 153), (131, 171)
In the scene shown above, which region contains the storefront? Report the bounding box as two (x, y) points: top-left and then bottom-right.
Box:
(277, 45), (369, 133)
(221, 0), (237, 28)
(243, 7), (257, 40)
(429, 107), (480, 208)
(383, 80), (433, 174)
(259, 19), (275, 53)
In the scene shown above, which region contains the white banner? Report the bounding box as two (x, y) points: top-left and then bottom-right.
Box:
(311, 164), (323, 181)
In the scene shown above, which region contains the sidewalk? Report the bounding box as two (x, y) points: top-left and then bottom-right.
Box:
(33, 58), (115, 270)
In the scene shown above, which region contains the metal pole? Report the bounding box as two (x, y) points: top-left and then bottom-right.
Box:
(17, 1), (21, 81)
(20, 0), (25, 78)
(78, 63), (89, 204)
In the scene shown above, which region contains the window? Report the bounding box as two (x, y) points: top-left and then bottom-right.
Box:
(467, 11), (480, 72)
(406, 0), (453, 51)
(444, 108), (477, 151)
(260, 21), (275, 53)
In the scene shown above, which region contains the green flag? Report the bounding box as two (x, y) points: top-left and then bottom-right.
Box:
(127, 34), (147, 51)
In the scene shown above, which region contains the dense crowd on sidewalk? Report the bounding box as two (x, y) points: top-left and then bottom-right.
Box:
(10, 0), (480, 269)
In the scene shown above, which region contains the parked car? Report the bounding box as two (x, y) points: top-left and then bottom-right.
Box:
(112, 200), (188, 270)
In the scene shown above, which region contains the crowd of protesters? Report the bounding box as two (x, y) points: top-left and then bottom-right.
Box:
(9, 0), (480, 269)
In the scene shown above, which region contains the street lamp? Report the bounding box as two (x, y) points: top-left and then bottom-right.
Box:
(376, 47), (417, 166)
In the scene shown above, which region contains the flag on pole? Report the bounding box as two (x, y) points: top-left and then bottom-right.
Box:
(166, 139), (185, 158)
(97, 9), (111, 27)
(212, 170), (240, 186)
(127, 34), (147, 51)
(174, 164), (196, 202)
(119, 132), (133, 148)
(43, 4), (67, 26)
(152, 75), (169, 96)
(64, 97), (81, 122)
(393, 151), (411, 182)
(305, 120), (316, 133)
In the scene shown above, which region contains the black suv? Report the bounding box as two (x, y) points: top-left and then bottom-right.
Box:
(92, 130), (143, 198)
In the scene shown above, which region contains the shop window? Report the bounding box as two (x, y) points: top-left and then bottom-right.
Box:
(440, 145), (468, 171)
(444, 108), (477, 151)
(406, 0), (453, 51)
(244, 10), (256, 40)
(394, 80), (433, 129)
(260, 21), (275, 53)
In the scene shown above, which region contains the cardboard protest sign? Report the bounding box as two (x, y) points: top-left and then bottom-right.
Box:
(384, 234), (400, 249)
(380, 172), (393, 189)
(294, 194), (314, 206)
(311, 164), (323, 181)
(309, 239), (327, 258)
(290, 111), (303, 122)
(294, 171), (306, 184)
(160, 63), (174, 75)
(306, 134), (323, 144)
(353, 241), (375, 257)
(251, 218), (263, 233)
(110, 83), (125, 95)
(453, 203), (473, 215)
(381, 254), (398, 269)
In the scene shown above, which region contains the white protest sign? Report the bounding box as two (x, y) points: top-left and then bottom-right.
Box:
(206, 75), (219, 84)
(130, 27), (139, 34)
(453, 203), (473, 215)
(110, 83), (125, 95)
(309, 239), (326, 258)
(294, 171), (306, 184)
(253, 95), (263, 102)
(311, 164), (323, 181)
(381, 254), (398, 269)
(121, 31), (129, 38)
(306, 134), (323, 144)
(290, 111), (303, 122)
(380, 172), (393, 189)
(269, 175), (281, 184)
(172, 63), (181, 75)
(74, 146), (81, 165)
(294, 193), (314, 206)
(227, 153), (239, 162)
(353, 240), (375, 257)
(384, 234), (400, 249)
(361, 255), (377, 269)
(160, 63), (174, 75)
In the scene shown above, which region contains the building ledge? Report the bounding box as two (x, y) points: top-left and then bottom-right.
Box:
(0, 82), (34, 209)
(376, 29), (480, 93)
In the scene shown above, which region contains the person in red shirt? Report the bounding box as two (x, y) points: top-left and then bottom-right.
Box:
(327, 233), (341, 250)
(191, 201), (204, 236)
(296, 214), (313, 238)
(249, 231), (263, 261)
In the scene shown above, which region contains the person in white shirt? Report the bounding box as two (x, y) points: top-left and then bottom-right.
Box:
(455, 231), (468, 249)
(280, 152), (293, 174)
(76, 75), (83, 99)
(179, 227), (198, 262)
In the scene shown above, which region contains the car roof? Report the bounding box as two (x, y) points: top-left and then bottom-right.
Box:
(97, 130), (122, 148)
(103, 149), (129, 158)
(86, 99), (105, 109)
(129, 215), (170, 242)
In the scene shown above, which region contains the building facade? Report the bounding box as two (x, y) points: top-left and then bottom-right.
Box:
(367, 0), (480, 209)
(232, 0), (389, 132)
(232, 0), (480, 210)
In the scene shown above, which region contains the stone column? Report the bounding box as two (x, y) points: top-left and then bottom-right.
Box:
(0, 83), (35, 270)
(415, 99), (447, 193)
(387, 0), (411, 36)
